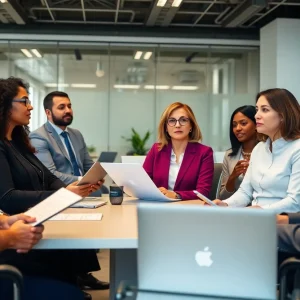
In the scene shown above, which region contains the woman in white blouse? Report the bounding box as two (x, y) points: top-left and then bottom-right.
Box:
(214, 88), (300, 213)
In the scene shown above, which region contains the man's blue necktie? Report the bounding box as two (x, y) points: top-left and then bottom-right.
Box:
(61, 131), (81, 176)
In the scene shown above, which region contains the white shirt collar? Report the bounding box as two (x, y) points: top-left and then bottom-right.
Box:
(48, 121), (68, 136)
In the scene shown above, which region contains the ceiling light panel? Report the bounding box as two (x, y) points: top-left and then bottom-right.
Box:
(71, 84), (97, 88)
(157, 0), (167, 7)
(31, 49), (42, 58)
(21, 49), (33, 58)
(172, 0), (183, 7)
(172, 86), (199, 90)
(114, 84), (140, 89)
(134, 51), (143, 60)
(143, 52), (152, 60)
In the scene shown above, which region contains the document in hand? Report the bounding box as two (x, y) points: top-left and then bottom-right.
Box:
(26, 188), (83, 226)
(101, 163), (180, 202)
(77, 162), (107, 186)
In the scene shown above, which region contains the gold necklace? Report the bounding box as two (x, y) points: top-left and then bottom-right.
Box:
(242, 150), (252, 156)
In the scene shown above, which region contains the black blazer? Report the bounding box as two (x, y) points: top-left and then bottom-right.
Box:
(0, 140), (66, 214)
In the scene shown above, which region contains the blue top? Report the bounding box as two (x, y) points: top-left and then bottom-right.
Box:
(224, 137), (300, 213)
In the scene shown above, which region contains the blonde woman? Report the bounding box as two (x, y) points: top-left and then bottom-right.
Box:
(143, 102), (214, 200)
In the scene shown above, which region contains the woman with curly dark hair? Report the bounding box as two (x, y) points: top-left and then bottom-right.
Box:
(0, 77), (101, 213)
(0, 77), (103, 299)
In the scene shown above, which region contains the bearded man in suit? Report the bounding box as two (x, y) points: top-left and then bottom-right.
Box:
(30, 91), (109, 298)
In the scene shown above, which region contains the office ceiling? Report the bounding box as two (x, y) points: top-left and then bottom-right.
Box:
(0, 0), (299, 29)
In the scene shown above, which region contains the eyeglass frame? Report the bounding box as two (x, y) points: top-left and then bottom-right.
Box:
(12, 98), (32, 107)
(166, 117), (190, 127)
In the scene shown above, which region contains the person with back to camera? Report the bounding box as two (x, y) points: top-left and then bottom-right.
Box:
(143, 102), (214, 200)
(219, 105), (258, 200)
(0, 77), (106, 300)
(213, 89), (300, 213)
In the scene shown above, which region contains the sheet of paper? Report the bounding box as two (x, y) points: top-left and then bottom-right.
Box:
(26, 188), (82, 226)
(49, 213), (103, 221)
(101, 163), (180, 202)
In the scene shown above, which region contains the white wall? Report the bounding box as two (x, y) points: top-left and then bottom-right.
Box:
(260, 18), (300, 99)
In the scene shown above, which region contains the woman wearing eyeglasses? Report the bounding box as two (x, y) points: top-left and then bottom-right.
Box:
(0, 77), (102, 299)
(143, 102), (214, 200)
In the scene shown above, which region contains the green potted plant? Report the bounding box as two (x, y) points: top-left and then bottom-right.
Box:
(122, 128), (151, 155)
(87, 145), (96, 154)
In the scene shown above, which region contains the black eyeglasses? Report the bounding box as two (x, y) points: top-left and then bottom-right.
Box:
(167, 117), (190, 127)
(12, 98), (32, 107)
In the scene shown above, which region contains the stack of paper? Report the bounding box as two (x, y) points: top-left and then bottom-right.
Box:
(49, 213), (103, 221)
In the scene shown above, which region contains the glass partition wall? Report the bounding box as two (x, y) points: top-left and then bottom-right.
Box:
(0, 41), (259, 158)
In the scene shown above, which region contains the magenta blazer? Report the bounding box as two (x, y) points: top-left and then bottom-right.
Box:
(143, 142), (214, 200)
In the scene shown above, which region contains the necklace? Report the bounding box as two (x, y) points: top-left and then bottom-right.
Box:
(242, 149), (252, 156)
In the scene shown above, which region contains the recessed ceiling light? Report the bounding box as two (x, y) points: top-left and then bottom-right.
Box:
(157, 0), (167, 7)
(71, 84), (97, 88)
(172, 0), (183, 7)
(31, 49), (42, 58)
(114, 84), (140, 89)
(45, 83), (70, 88)
(172, 86), (199, 90)
(0, 0), (8, 3)
(21, 49), (33, 58)
(143, 52), (152, 60)
(134, 51), (143, 60)
(144, 85), (170, 90)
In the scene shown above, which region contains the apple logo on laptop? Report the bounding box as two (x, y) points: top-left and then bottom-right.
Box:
(195, 247), (213, 267)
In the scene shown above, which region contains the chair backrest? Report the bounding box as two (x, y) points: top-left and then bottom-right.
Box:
(213, 151), (225, 163)
(121, 155), (146, 165)
(209, 163), (223, 199)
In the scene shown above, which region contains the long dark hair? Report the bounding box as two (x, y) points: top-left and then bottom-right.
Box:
(0, 77), (35, 153)
(228, 105), (256, 157)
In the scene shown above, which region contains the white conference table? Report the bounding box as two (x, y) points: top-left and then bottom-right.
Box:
(34, 196), (202, 300)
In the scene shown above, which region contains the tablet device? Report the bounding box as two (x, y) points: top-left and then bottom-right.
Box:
(77, 162), (107, 186)
(193, 190), (217, 206)
(71, 200), (107, 208)
(26, 188), (83, 226)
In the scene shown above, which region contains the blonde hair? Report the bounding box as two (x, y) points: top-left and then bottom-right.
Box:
(157, 102), (202, 150)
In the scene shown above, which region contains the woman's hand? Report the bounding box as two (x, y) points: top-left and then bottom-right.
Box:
(158, 187), (177, 199)
(90, 179), (105, 193)
(230, 160), (249, 179)
(246, 205), (262, 209)
(0, 214), (36, 230)
(8, 220), (44, 253)
(67, 179), (105, 197)
(212, 199), (228, 207)
(66, 182), (92, 197)
(277, 215), (289, 224)
(225, 160), (249, 192)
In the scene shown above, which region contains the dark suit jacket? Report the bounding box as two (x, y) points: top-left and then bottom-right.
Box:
(143, 142), (214, 200)
(278, 213), (300, 254)
(0, 140), (65, 215)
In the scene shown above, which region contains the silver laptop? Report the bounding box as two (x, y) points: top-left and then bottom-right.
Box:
(138, 204), (277, 300)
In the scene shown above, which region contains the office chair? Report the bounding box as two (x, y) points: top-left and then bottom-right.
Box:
(209, 163), (223, 199)
(0, 264), (23, 300)
(0, 264), (85, 300)
(279, 257), (300, 300)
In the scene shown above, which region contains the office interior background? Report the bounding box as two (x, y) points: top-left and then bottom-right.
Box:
(0, 0), (299, 159)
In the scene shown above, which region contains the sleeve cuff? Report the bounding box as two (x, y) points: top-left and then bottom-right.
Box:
(287, 213), (299, 224)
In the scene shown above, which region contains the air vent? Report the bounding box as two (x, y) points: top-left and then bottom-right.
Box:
(178, 70), (205, 84)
